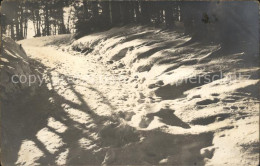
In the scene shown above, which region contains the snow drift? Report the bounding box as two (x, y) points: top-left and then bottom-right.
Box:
(0, 36), (39, 101)
(69, 25), (259, 165)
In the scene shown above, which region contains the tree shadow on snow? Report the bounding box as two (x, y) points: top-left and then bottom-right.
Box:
(1, 59), (214, 166)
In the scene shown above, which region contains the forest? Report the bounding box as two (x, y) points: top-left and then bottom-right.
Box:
(1, 0), (258, 47)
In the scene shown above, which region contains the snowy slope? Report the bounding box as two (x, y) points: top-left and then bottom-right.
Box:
(0, 36), (39, 100)
(70, 26), (259, 165)
(9, 26), (259, 166)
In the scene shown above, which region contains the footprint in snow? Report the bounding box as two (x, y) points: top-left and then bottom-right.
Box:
(196, 98), (220, 105)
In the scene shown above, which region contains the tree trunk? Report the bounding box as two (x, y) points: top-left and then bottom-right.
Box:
(35, 10), (41, 36)
(133, 1), (141, 23)
(172, 2), (179, 22)
(10, 23), (15, 39)
(15, 12), (19, 40)
(120, 1), (130, 24)
(24, 18), (28, 38)
(181, 3), (193, 34)
(100, 1), (110, 28)
(59, 8), (66, 34)
(66, 8), (72, 33)
(128, 1), (135, 23)
(32, 12), (37, 35)
(20, 6), (24, 39)
(45, 2), (50, 36)
(91, 1), (99, 18)
(140, 1), (150, 24)
(154, 2), (162, 25)
(165, 2), (174, 28)
(83, 0), (89, 19)
(110, 1), (121, 25)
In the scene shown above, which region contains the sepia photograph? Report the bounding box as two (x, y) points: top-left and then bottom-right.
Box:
(0, 0), (259, 165)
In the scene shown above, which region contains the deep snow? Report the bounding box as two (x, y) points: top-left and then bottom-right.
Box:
(0, 36), (39, 100)
(1, 26), (259, 165)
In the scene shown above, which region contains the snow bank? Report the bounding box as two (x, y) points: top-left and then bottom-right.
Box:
(71, 26), (259, 99)
(19, 34), (73, 47)
(0, 36), (38, 100)
(70, 25), (259, 165)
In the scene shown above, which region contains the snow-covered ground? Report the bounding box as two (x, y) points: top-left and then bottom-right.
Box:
(2, 26), (259, 165)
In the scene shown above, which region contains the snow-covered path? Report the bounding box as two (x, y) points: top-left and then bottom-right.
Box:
(14, 39), (137, 165)
(8, 28), (258, 166)
(16, 36), (211, 165)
